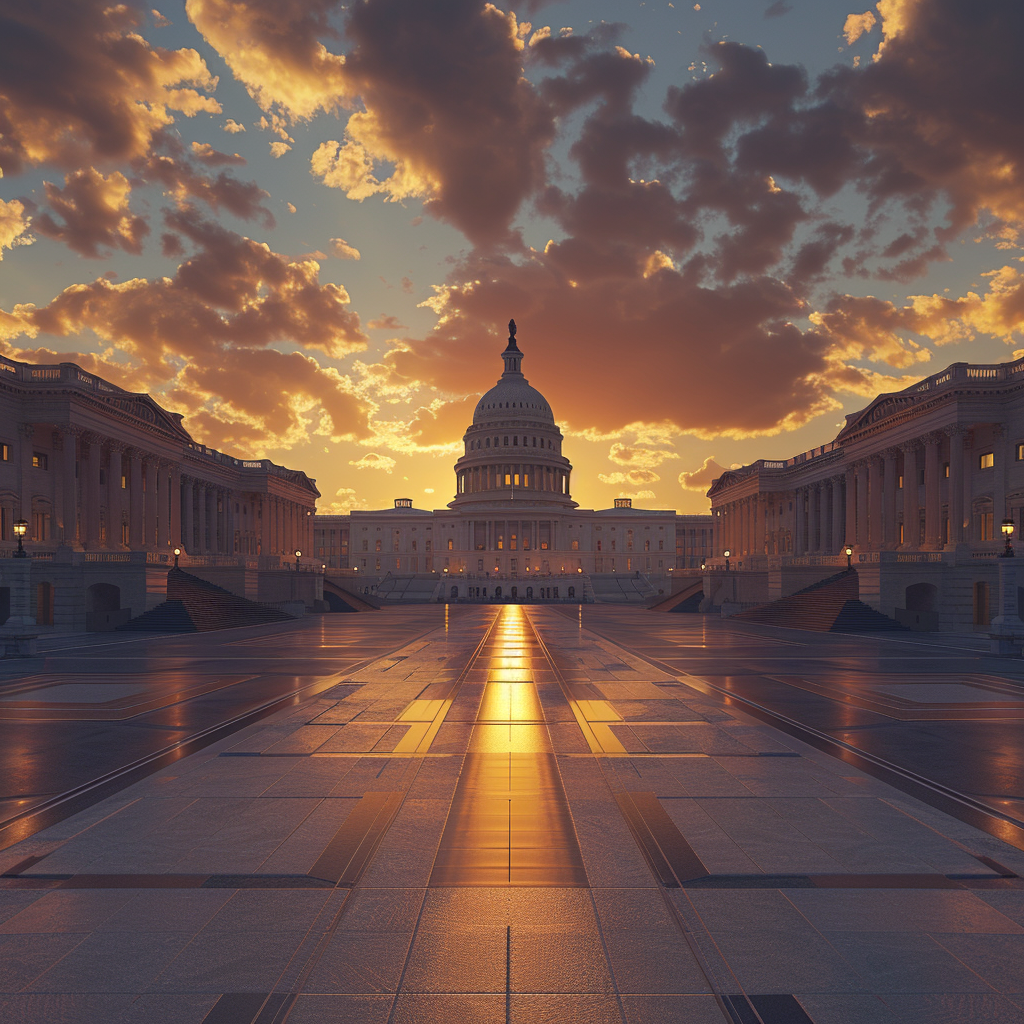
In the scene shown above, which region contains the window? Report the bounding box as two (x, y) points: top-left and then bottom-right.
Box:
(980, 452), (995, 469)
(0, 444), (8, 461)
(596, 540), (602, 552)
(503, 436), (509, 446)
(571, 539), (579, 550)
(944, 463), (950, 478)
(375, 539), (382, 552)
(362, 540), (368, 551)
(898, 474), (903, 488)
(447, 538), (453, 550)
(32, 452), (48, 470)
(980, 511), (994, 540)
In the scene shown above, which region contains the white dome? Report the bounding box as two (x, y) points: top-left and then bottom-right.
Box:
(473, 378), (554, 425)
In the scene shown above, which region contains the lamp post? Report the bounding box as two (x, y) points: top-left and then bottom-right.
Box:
(173, 546), (181, 568)
(1002, 518), (1015, 558)
(13, 519), (27, 558)
(723, 549), (730, 572)
(295, 549), (301, 570)
(845, 545), (853, 569)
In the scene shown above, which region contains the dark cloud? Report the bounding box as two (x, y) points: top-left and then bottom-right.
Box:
(33, 168), (149, 257)
(0, 0), (219, 175)
(1, 209), (370, 448)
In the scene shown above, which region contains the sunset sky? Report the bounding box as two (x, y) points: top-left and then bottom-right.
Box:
(2, 0), (1023, 514)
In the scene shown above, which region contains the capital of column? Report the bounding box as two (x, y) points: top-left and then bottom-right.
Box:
(943, 423), (967, 438)
(57, 423), (85, 438)
(19, 422), (35, 440)
(51, 430), (64, 452)
(922, 431), (943, 448)
(107, 440), (128, 456)
(899, 441), (920, 454)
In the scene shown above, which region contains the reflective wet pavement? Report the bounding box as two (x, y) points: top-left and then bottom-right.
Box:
(2, 606), (1024, 1022)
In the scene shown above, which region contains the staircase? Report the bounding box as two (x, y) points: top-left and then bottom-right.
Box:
(731, 569), (906, 632)
(588, 573), (658, 604)
(119, 569), (295, 633)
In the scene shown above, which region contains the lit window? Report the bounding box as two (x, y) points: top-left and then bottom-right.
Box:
(447, 538), (453, 550)
(0, 444), (8, 461)
(1017, 443), (1024, 461)
(32, 452), (48, 470)
(944, 463), (950, 478)
(980, 452), (994, 469)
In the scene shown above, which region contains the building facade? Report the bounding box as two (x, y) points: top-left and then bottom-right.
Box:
(706, 355), (1024, 629)
(316, 323), (712, 600)
(0, 355), (321, 630)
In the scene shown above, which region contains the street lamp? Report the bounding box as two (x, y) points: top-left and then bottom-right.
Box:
(845, 545), (853, 569)
(723, 549), (730, 572)
(294, 549), (301, 570)
(13, 519), (27, 558)
(173, 546), (181, 568)
(1002, 518), (1015, 558)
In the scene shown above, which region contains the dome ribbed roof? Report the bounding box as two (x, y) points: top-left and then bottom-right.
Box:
(473, 379), (553, 425)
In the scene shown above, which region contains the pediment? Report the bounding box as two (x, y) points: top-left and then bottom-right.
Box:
(837, 393), (922, 440)
(97, 393), (194, 442)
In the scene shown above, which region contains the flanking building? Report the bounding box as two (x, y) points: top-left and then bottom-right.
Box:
(315, 323), (712, 602)
(706, 355), (1024, 630)
(0, 355), (321, 631)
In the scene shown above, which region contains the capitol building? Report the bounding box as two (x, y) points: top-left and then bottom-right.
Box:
(314, 322), (712, 602)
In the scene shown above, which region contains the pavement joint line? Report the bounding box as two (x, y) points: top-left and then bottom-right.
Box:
(567, 616), (1024, 851)
(0, 617), (445, 853)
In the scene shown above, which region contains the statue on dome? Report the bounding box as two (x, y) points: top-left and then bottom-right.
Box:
(508, 319), (516, 340)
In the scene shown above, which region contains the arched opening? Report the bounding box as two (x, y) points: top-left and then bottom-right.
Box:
(86, 582), (123, 632)
(974, 581), (990, 626)
(36, 582), (54, 626)
(526, 586), (533, 599)
(511, 586), (518, 600)
(450, 586), (458, 599)
(906, 582), (938, 612)
(568, 586), (575, 599)
(495, 585), (502, 599)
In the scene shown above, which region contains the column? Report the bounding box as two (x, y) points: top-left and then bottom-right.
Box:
(845, 466), (856, 548)
(867, 456), (883, 550)
(814, 484), (827, 553)
(58, 425), (80, 547)
(794, 488), (806, 555)
(18, 422), (34, 521)
(85, 436), (102, 547)
(830, 476), (844, 554)
(962, 430), (974, 541)
(197, 483), (208, 554)
(882, 450), (898, 549)
(156, 464), (170, 549)
(754, 495), (765, 556)
(128, 450), (144, 549)
(182, 476), (194, 553)
(144, 459), (158, 548)
(900, 443), (918, 548)
(170, 465), (182, 549)
(924, 432), (943, 549)
(107, 442), (125, 548)
(853, 462), (867, 549)
(946, 425), (966, 544)
(259, 497), (271, 556)
(992, 424), (1007, 525)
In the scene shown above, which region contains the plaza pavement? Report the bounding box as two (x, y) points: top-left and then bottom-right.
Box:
(1, 605), (1024, 1023)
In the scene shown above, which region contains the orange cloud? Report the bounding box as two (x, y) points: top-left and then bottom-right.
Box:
(0, 199), (33, 259)
(34, 168), (149, 258)
(678, 456), (729, 492)
(0, 2), (219, 174)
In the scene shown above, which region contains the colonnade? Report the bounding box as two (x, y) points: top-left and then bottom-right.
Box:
(20, 425), (313, 558)
(713, 424), (985, 557)
(457, 463), (570, 496)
